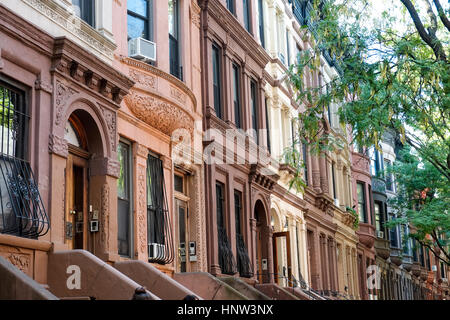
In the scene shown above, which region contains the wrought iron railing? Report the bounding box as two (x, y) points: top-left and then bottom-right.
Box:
(146, 154), (174, 264)
(0, 82), (49, 238)
(236, 233), (253, 278)
(218, 226), (237, 275)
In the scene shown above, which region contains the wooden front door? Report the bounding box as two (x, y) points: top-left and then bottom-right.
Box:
(256, 223), (263, 283)
(273, 231), (292, 287)
(65, 152), (89, 250)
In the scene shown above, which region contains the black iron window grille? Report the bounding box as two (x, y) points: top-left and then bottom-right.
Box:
(147, 154), (174, 264)
(216, 182), (237, 275)
(234, 190), (253, 278)
(0, 82), (49, 238)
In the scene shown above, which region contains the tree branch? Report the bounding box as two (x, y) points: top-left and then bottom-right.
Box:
(433, 0), (450, 32)
(399, 0), (447, 62)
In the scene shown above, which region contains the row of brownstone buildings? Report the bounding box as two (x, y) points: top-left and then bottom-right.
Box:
(0, 0), (447, 300)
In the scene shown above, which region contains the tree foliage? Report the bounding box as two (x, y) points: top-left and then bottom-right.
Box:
(285, 0), (449, 263)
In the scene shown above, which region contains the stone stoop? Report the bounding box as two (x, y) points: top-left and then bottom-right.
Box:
(219, 276), (272, 300)
(114, 260), (203, 300)
(0, 255), (58, 300)
(254, 283), (300, 300)
(47, 250), (160, 300)
(173, 272), (249, 300)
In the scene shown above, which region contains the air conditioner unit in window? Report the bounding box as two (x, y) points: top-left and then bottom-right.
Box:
(128, 37), (156, 62)
(377, 231), (384, 238)
(148, 243), (165, 260)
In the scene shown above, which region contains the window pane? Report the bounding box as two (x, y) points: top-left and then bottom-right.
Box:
(357, 183), (366, 222)
(174, 174), (183, 193)
(127, 14), (148, 39)
(117, 142), (129, 200)
(127, 0), (148, 17)
(168, 0), (178, 38)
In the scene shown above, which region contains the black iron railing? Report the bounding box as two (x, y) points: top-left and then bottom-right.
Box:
(236, 233), (253, 278)
(218, 226), (237, 275)
(0, 82), (49, 238)
(147, 154), (174, 264)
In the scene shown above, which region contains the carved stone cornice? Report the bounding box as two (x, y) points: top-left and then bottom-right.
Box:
(249, 164), (280, 192)
(52, 37), (134, 107)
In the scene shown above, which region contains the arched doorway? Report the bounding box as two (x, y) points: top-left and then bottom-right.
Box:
(271, 210), (291, 287)
(254, 199), (271, 284)
(63, 109), (105, 253)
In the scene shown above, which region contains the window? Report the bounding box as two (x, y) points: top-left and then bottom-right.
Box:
(250, 80), (258, 144)
(286, 29), (291, 66)
(0, 80), (49, 238)
(147, 154), (173, 264)
(174, 174), (184, 193)
(117, 140), (132, 257)
(302, 143), (308, 185)
(389, 215), (399, 248)
(127, 0), (152, 40)
(216, 182), (236, 274)
(419, 244), (425, 266)
(374, 202), (382, 233)
(370, 148), (384, 177)
(169, 0), (182, 79)
(232, 64), (241, 128)
(227, 0), (235, 15)
(276, 15), (285, 64)
(73, 0), (95, 27)
(243, 0), (251, 32)
(258, 0), (265, 48)
(440, 261), (446, 279)
(265, 98), (271, 153)
(357, 182), (366, 223)
(385, 159), (394, 191)
(212, 44), (222, 119)
(425, 247), (431, 271)
(234, 190), (252, 277)
(331, 163), (337, 200)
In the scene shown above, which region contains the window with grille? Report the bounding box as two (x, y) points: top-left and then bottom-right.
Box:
(0, 80), (49, 238)
(147, 154), (173, 264)
(234, 190), (252, 277)
(216, 182), (236, 275)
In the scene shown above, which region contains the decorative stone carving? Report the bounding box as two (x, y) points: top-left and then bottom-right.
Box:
(129, 69), (157, 90)
(123, 90), (193, 136)
(48, 134), (68, 158)
(136, 144), (149, 159)
(23, 0), (115, 60)
(6, 253), (31, 275)
(35, 78), (53, 94)
(170, 85), (186, 104)
(106, 158), (120, 178)
(101, 184), (109, 250)
(191, 0), (201, 28)
(100, 106), (117, 151)
(137, 164), (147, 254)
(55, 80), (76, 126)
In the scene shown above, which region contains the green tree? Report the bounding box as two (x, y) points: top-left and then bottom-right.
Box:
(284, 0), (449, 263)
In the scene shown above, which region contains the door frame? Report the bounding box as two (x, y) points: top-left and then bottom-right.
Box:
(65, 145), (89, 250)
(272, 231), (292, 286)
